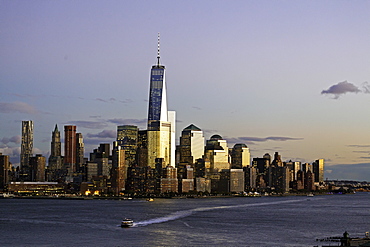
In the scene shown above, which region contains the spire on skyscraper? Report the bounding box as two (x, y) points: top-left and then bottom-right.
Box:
(157, 32), (160, 66)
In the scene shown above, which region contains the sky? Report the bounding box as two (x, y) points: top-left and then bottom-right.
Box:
(1, 0), (369, 181)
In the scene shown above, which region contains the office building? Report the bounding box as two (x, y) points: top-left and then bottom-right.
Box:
(64, 125), (77, 176)
(230, 169), (245, 193)
(48, 125), (64, 181)
(204, 135), (229, 171)
(147, 35), (173, 168)
(178, 124), (205, 165)
(76, 133), (85, 172)
(313, 159), (325, 183)
(112, 141), (126, 194)
(29, 154), (45, 182)
(147, 33), (168, 125)
(117, 125), (138, 167)
(0, 153), (10, 191)
(20, 120), (33, 181)
(231, 144), (250, 169)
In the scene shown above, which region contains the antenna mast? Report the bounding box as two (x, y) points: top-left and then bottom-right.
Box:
(157, 33), (160, 66)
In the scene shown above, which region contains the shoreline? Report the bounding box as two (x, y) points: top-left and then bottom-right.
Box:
(0, 191), (357, 200)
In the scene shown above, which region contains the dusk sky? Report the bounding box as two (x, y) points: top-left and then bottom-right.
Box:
(1, 1), (369, 180)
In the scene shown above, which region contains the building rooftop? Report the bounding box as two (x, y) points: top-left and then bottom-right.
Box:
(184, 124), (201, 131)
(210, 134), (223, 140)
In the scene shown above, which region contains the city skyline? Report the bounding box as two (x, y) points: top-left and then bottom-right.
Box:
(1, 1), (369, 181)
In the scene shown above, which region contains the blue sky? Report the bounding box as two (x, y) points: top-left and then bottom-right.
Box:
(1, 1), (369, 180)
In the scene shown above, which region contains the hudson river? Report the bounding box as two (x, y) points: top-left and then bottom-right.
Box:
(1, 193), (369, 246)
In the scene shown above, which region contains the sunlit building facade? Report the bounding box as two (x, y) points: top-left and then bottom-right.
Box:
(147, 35), (173, 169)
(313, 159), (325, 183)
(179, 124), (205, 165)
(231, 143), (250, 169)
(117, 125), (138, 167)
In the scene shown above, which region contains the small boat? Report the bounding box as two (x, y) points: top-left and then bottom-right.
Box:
(121, 218), (134, 228)
(307, 193), (314, 197)
(146, 198), (154, 202)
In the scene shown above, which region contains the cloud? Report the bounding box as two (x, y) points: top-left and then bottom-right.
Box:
(107, 118), (147, 125)
(95, 98), (132, 104)
(362, 82), (370, 94)
(227, 136), (303, 144)
(1, 135), (21, 144)
(86, 130), (116, 139)
(348, 144), (370, 148)
(321, 81), (362, 99)
(0, 102), (38, 114)
(0, 146), (21, 157)
(65, 121), (108, 129)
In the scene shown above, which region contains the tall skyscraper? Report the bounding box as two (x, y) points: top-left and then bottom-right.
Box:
(20, 120), (33, 181)
(48, 124), (64, 181)
(148, 33), (168, 125)
(76, 133), (85, 172)
(147, 34), (174, 168)
(64, 125), (77, 179)
(112, 141), (126, 194)
(50, 124), (61, 157)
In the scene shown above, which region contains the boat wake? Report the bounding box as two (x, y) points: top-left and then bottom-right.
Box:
(134, 209), (193, 227)
(133, 198), (315, 227)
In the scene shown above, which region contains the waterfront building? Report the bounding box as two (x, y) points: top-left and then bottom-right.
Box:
(117, 125), (138, 167)
(269, 163), (290, 193)
(20, 120), (33, 181)
(0, 153), (10, 191)
(7, 181), (64, 195)
(244, 166), (258, 190)
(231, 143), (250, 169)
(304, 169), (315, 191)
(111, 141), (126, 194)
(230, 169), (245, 193)
(29, 154), (46, 182)
(126, 166), (156, 194)
(179, 165), (194, 193)
(194, 177), (211, 193)
(160, 165), (178, 193)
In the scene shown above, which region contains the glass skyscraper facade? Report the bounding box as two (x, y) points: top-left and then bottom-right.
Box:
(148, 63), (167, 124)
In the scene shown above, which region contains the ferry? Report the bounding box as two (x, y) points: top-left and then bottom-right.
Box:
(121, 218), (134, 228)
